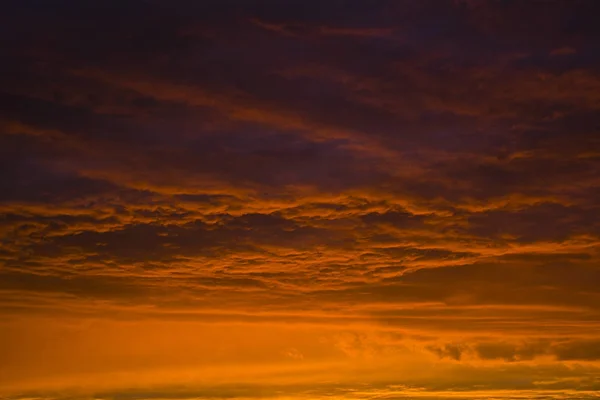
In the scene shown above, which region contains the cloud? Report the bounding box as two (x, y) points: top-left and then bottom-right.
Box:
(1, 0), (600, 398)
(426, 343), (465, 360)
(426, 338), (600, 363)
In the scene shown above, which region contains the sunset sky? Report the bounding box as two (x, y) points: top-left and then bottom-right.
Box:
(1, 1), (600, 399)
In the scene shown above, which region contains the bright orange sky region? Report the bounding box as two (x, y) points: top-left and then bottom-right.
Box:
(1, 1), (600, 399)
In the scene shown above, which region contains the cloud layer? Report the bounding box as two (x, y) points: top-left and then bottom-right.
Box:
(1, 0), (599, 399)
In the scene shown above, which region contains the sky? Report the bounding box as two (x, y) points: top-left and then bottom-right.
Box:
(1, 0), (600, 399)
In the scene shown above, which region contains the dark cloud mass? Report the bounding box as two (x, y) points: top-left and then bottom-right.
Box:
(1, 1), (599, 399)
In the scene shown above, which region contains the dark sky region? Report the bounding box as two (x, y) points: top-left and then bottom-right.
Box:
(1, 1), (600, 399)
